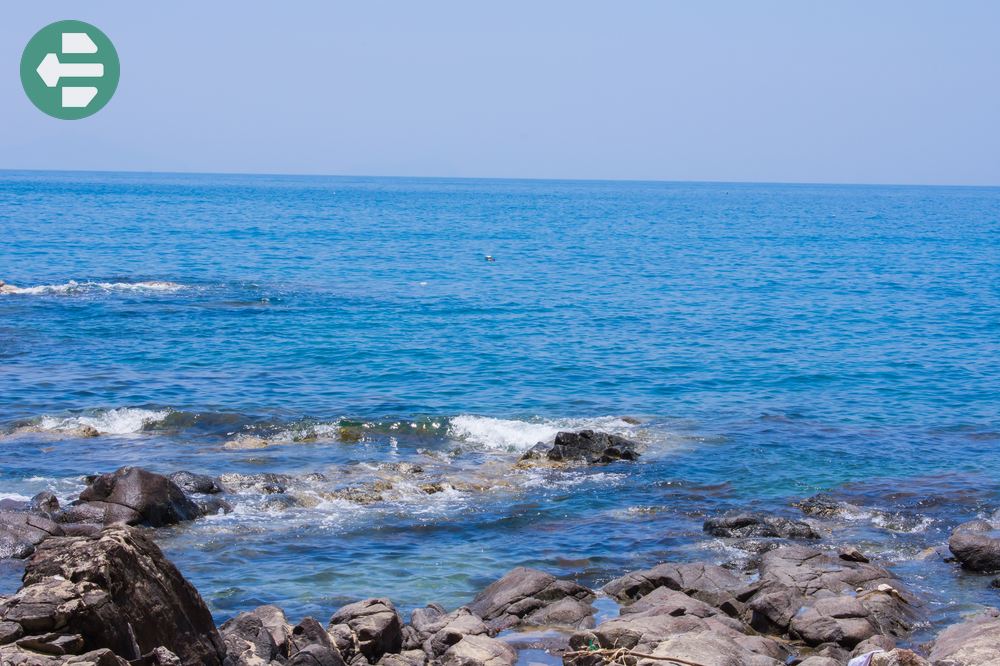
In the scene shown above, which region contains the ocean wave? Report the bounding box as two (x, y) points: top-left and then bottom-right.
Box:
(447, 415), (640, 451)
(32, 408), (172, 435)
(0, 280), (186, 295)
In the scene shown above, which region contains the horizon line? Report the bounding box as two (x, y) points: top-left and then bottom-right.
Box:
(1, 167), (998, 190)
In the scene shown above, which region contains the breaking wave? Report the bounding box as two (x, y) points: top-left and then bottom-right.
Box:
(447, 415), (640, 451)
(33, 408), (172, 435)
(0, 280), (186, 295)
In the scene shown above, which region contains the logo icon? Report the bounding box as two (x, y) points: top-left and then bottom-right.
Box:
(20, 20), (120, 120)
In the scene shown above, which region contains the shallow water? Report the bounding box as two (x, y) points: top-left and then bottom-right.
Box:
(1, 171), (998, 639)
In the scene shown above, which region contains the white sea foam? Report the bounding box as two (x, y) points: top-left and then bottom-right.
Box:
(36, 408), (170, 435)
(2, 280), (186, 295)
(447, 415), (639, 452)
(0, 493), (31, 502)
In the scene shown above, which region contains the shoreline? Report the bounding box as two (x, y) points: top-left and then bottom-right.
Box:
(3, 430), (1000, 665)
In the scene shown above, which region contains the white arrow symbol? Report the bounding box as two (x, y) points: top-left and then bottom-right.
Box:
(36, 53), (104, 88)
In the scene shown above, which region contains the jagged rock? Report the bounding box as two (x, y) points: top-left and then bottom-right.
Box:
(520, 431), (640, 465)
(376, 650), (426, 666)
(928, 608), (1000, 665)
(603, 561), (744, 611)
(0, 526), (225, 666)
(422, 609), (488, 658)
(287, 644), (346, 666)
(220, 611), (279, 666)
(328, 599), (403, 663)
(703, 511), (820, 540)
(440, 635), (515, 666)
(168, 472), (222, 495)
(742, 546), (920, 651)
(467, 567), (596, 633)
(0, 511), (64, 559)
(75, 467), (200, 527)
(948, 520), (1000, 573)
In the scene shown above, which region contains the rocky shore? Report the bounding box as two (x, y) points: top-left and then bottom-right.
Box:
(3, 431), (1000, 666)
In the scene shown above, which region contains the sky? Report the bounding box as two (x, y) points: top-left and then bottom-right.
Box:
(2, 1), (999, 185)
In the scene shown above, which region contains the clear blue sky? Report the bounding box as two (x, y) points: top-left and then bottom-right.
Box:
(3, 2), (999, 185)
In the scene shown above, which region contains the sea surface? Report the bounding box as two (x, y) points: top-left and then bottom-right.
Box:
(1, 171), (998, 643)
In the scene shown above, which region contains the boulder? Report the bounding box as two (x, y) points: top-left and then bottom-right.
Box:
(440, 635), (515, 666)
(928, 608), (1000, 665)
(520, 431), (640, 465)
(168, 472), (222, 495)
(0, 526), (225, 666)
(603, 561), (744, 610)
(75, 467), (200, 527)
(703, 511), (820, 540)
(220, 611), (280, 666)
(328, 599), (402, 663)
(948, 520), (1000, 573)
(0, 512), (65, 559)
(467, 567), (595, 633)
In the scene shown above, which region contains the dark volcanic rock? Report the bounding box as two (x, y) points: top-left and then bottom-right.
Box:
(467, 567), (596, 634)
(0, 526), (225, 666)
(328, 599), (403, 664)
(928, 607), (1000, 665)
(520, 431), (640, 465)
(703, 511), (820, 540)
(168, 471), (222, 495)
(948, 519), (1000, 573)
(75, 467), (201, 527)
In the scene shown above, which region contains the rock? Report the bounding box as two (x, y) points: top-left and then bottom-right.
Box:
(168, 472), (222, 495)
(220, 611), (279, 666)
(29, 492), (61, 515)
(928, 607), (1000, 665)
(53, 502), (140, 527)
(467, 567), (596, 633)
(794, 494), (848, 518)
(328, 599), (403, 663)
(422, 608), (488, 658)
(218, 473), (292, 495)
(869, 649), (930, 665)
(440, 635), (515, 666)
(741, 546), (920, 652)
(76, 467), (200, 527)
(703, 511), (820, 540)
(520, 431), (640, 465)
(840, 546), (870, 563)
(15, 632), (85, 655)
(376, 650), (426, 666)
(851, 634), (896, 657)
(0, 511), (64, 559)
(286, 644), (346, 666)
(948, 520), (1000, 573)
(603, 561), (744, 610)
(796, 658), (840, 666)
(0, 526), (225, 665)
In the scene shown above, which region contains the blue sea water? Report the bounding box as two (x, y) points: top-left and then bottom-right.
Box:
(0, 171), (998, 640)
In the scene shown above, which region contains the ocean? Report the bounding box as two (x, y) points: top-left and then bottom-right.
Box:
(1, 170), (998, 641)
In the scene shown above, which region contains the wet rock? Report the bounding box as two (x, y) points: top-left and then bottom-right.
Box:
(194, 496), (233, 517)
(520, 431), (640, 465)
(324, 483), (393, 506)
(218, 473), (293, 495)
(839, 546), (870, 563)
(53, 502), (140, 527)
(703, 511), (820, 540)
(928, 607), (1000, 665)
(168, 471), (222, 495)
(0, 527), (225, 665)
(76, 467), (200, 527)
(603, 561), (744, 610)
(794, 494), (848, 518)
(440, 635), (515, 666)
(948, 520), (1000, 573)
(328, 599), (403, 663)
(223, 437), (271, 451)
(467, 567), (596, 633)
(29, 492), (60, 516)
(0, 511), (65, 559)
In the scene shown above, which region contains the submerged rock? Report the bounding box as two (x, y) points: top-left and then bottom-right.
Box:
(0, 526), (225, 666)
(218, 473), (293, 495)
(519, 431), (640, 466)
(168, 471), (222, 495)
(467, 567), (595, 633)
(948, 520), (1000, 573)
(703, 511), (820, 540)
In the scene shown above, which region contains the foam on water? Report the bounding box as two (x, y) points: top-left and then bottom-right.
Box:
(1, 280), (186, 295)
(447, 415), (639, 452)
(35, 408), (171, 435)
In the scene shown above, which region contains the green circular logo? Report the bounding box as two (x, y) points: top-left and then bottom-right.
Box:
(20, 20), (120, 120)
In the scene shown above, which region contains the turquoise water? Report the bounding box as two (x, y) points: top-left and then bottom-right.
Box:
(1, 171), (998, 636)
